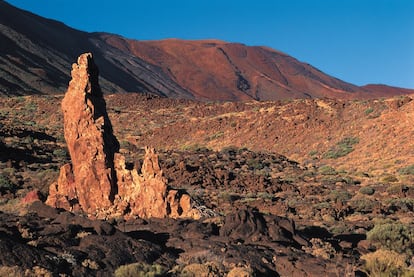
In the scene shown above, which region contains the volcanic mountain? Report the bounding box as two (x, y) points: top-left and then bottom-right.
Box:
(1, 0), (413, 100)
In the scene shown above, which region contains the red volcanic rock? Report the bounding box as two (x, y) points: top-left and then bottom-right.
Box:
(22, 190), (42, 204)
(46, 164), (76, 211)
(46, 53), (119, 214)
(46, 53), (199, 219)
(113, 148), (199, 219)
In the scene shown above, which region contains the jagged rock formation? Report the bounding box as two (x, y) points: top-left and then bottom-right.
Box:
(46, 53), (199, 219)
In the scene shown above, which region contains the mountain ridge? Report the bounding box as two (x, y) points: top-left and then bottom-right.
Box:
(1, 0), (413, 100)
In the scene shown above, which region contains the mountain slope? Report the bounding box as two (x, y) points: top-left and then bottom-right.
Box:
(1, 0), (413, 100)
(0, 0), (192, 98)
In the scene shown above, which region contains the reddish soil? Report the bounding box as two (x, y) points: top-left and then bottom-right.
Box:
(1, 93), (413, 275)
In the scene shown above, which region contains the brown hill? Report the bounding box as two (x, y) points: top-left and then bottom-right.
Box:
(1, 1), (413, 100)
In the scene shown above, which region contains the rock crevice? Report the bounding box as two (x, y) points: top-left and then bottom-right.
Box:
(46, 53), (199, 220)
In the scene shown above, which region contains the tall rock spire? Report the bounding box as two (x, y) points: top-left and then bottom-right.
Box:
(46, 53), (199, 220)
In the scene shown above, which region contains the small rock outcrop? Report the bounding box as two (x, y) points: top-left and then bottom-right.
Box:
(46, 53), (199, 219)
(220, 208), (268, 242)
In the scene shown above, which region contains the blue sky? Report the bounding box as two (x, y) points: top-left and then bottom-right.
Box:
(6, 0), (414, 89)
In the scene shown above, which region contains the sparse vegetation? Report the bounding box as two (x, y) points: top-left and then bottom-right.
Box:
(328, 190), (352, 203)
(180, 262), (222, 277)
(323, 137), (359, 159)
(0, 174), (15, 193)
(209, 131), (224, 140)
(349, 198), (377, 213)
(361, 249), (409, 277)
(382, 174), (399, 183)
(386, 184), (411, 195)
(1, 92), (414, 276)
(318, 165), (337, 175)
(309, 150), (318, 156)
(303, 238), (336, 259)
(364, 107), (374, 115)
(114, 262), (167, 277)
(367, 222), (414, 255)
(386, 198), (414, 212)
(398, 164), (414, 175)
(359, 186), (375, 195)
(53, 148), (68, 159)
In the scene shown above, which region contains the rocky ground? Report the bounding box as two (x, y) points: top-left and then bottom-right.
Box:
(0, 93), (414, 276)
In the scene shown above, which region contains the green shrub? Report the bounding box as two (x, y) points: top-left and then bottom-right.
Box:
(328, 190), (352, 203)
(309, 150), (318, 157)
(367, 222), (414, 255)
(24, 101), (37, 112)
(349, 198), (376, 213)
(318, 165), (337, 175)
(114, 262), (167, 277)
(247, 159), (264, 170)
(53, 148), (68, 158)
(398, 164), (414, 175)
(386, 198), (414, 212)
(323, 137), (359, 159)
(386, 184), (410, 195)
(0, 174), (15, 193)
(209, 131), (224, 140)
(364, 107), (374, 115)
(257, 192), (274, 200)
(359, 186), (375, 195)
(313, 202), (330, 210)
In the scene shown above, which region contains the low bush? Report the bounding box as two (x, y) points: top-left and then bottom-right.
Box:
(328, 190), (352, 203)
(0, 174), (15, 193)
(386, 198), (414, 213)
(367, 222), (414, 255)
(398, 164), (414, 175)
(364, 107), (374, 115)
(318, 165), (337, 175)
(114, 262), (167, 277)
(53, 148), (68, 159)
(349, 198), (377, 213)
(323, 137), (359, 159)
(381, 174), (399, 183)
(386, 184), (411, 195)
(361, 249), (409, 277)
(359, 186), (375, 195)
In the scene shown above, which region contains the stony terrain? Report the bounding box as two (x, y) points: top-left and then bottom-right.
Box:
(1, 1), (414, 276)
(1, 78), (414, 275)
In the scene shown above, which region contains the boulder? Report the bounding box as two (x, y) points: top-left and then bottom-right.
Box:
(21, 190), (42, 204)
(220, 208), (268, 242)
